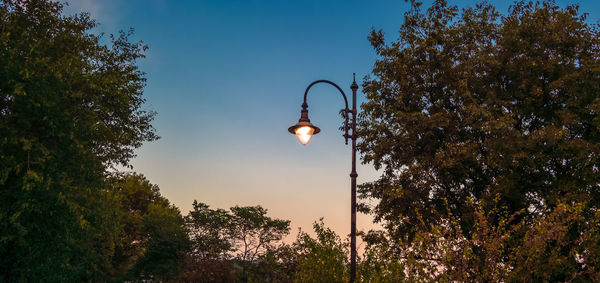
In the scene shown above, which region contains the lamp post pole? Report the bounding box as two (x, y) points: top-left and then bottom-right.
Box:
(349, 77), (358, 283)
(288, 74), (359, 283)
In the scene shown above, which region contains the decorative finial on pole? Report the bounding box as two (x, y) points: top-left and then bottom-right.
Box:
(351, 73), (358, 90)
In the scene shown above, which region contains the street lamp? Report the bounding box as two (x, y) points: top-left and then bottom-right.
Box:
(288, 74), (359, 283)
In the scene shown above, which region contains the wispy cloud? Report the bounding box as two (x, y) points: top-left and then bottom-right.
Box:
(62, 0), (118, 31)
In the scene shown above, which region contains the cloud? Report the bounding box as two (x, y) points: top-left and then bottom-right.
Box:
(62, 0), (117, 30)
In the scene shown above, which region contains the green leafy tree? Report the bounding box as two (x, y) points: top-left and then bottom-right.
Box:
(293, 219), (348, 283)
(110, 173), (189, 282)
(186, 200), (233, 259)
(228, 205), (291, 282)
(182, 201), (239, 282)
(248, 244), (299, 283)
(365, 198), (600, 282)
(358, 0), (600, 280)
(0, 0), (156, 280)
(229, 205), (291, 264)
(358, 231), (406, 283)
(508, 202), (600, 281)
(132, 203), (190, 281)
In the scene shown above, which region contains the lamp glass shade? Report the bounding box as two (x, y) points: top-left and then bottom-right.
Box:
(295, 126), (315, 145)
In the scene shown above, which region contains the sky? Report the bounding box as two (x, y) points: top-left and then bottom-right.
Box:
(63, 0), (600, 243)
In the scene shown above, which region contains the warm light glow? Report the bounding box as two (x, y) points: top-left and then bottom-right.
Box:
(295, 126), (314, 145)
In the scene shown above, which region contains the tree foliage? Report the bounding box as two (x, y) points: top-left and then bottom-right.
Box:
(361, 199), (600, 282)
(182, 201), (291, 282)
(293, 219), (348, 283)
(110, 173), (189, 282)
(186, 200), (233, 259)
(358, 0), (600, 280)
(0, 0), (157, 280)
(358, 231), (406, 282)
(229, 205), (291, 264)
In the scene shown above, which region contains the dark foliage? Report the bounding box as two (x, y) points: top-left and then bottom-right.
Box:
(0, 0), (162, 280)
(358, 0), (600, 280)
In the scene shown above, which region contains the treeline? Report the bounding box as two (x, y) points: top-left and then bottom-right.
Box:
(180, 198), (348, 282)
(108, 174), (395, 282)
(80, 174), (600, 282)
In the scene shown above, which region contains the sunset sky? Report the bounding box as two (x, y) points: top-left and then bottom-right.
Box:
(65, 0), (600, 242)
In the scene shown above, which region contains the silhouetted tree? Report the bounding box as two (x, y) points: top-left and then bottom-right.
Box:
(182, 202), (290, 282)
(186, 200), (233, 260)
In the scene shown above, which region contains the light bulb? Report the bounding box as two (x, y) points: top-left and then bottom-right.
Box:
(295, 126), (314, 145)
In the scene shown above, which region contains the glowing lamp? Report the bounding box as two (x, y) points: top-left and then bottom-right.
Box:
(288, 108), (320, 146)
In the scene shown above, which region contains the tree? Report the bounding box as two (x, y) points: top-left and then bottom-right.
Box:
(293, 219), (348, 283)
(0, 0), (156, 280)
(229, 205), (291, 263)
(358, 231), (406, 282)
(131, 202), (190, 281)
(228, 205), (291, 281)
(186, 200), (233, 260)
(249, 243), (299, 283)
(360, 198), (600, 282)
(358, 0), (600, 279)
(182, 202), (291, 282)
(109, 173), (189, 282)
(182, 201), (239, 282)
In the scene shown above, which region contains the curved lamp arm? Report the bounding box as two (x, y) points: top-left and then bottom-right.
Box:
(302, 80), (350, 111)
(300, 80), (353, 144)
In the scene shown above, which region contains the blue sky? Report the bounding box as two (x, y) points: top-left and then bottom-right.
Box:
(65, 0), (600, 240)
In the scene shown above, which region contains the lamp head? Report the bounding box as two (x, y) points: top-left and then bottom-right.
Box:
(288, 108), (320, 145)
(288, 121), (320, 145)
